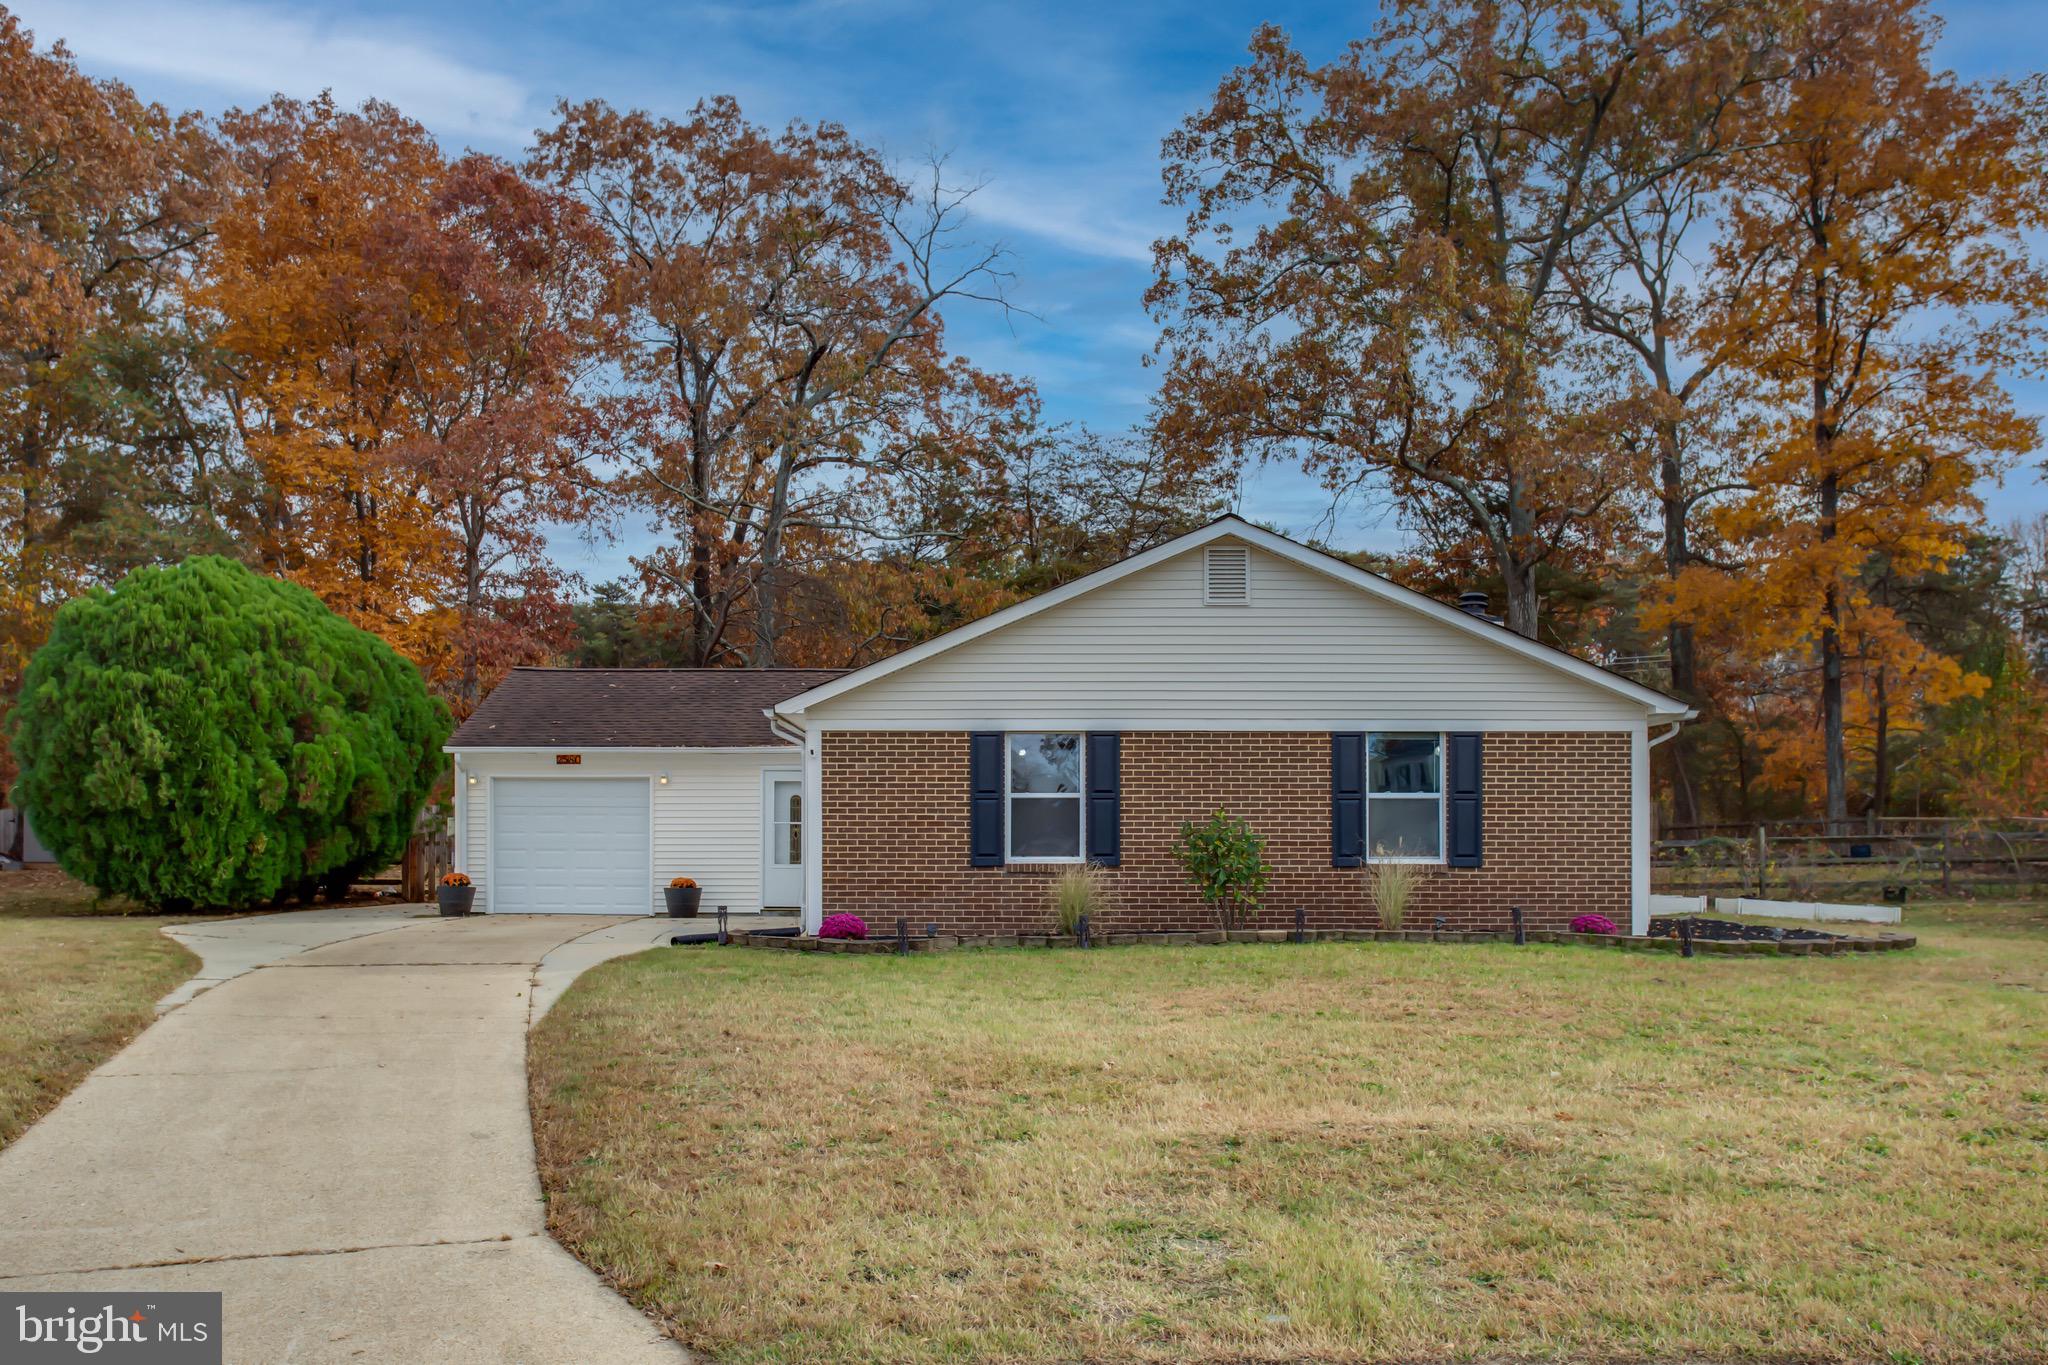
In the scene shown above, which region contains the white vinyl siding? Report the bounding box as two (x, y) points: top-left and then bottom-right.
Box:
(802, 540), (1647, 731)
(455, 749), (790, 914)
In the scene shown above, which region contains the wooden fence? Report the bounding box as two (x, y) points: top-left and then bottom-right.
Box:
(400, 829), (454, 902)
(1655, 817), (2048, 901)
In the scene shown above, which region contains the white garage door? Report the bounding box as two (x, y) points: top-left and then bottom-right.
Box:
(490, 778), (651, 915)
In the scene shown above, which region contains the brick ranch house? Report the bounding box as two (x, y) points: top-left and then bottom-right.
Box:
(446, 517), (1693, 935)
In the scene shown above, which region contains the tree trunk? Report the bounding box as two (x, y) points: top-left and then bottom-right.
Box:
(685, 354), (716, 668)
(1810, 228), (1848, 832)
(1501, 569), (1540, 639)
(688, 511), (712, 668)
(458, 523), (484, 714)
(1659, 420), (1702, 829)
(1663, 623), (1701, 829)
(751, 557), (778, 668)
(1819, 470), (1848, 832)
(1733, 721), (1754, 821)
(1872, 663), (1891, 819)
(749, 438), (804, 669)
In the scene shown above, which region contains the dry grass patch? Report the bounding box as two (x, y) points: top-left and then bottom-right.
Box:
(0, 867), (199, 1149)
(531, 901), (2048, 1363)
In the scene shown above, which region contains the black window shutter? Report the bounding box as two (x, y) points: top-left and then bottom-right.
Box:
(1085, 732), (1121, 866)
(1331, 733), (1364, 867)
(1447, 732), (1484, 868)
(969, 732), (1004, 867)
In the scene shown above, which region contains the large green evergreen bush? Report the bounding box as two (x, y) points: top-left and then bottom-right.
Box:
(9, 557), (451, 910)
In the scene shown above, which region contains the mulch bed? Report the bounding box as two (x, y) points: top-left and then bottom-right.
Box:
(1647, 915), (1841, 942)
(734, 921), (1916, 956)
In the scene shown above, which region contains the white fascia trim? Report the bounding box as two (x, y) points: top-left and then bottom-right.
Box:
(796, 717), (1656, 734)
(441, 744), (793, 755)
(772, 516), (1693, 720)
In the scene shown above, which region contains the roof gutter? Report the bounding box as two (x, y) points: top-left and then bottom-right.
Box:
(439, 744), (790, 755)
(1648, 716), (1691, 749)
(766, 710), (807, 748)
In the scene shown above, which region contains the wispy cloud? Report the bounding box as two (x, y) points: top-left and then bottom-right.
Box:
(13, 0), (537, 145)
(964, 179), (1162, 265)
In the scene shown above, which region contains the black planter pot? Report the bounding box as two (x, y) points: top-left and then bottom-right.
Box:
(665, 885), (702, 918)
(437, 884), (476, 917)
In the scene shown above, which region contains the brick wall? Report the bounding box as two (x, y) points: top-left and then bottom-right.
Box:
(819, 731), (1631, 936)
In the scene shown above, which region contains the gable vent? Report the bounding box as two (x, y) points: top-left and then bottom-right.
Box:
(1204, 544), (1251, 605)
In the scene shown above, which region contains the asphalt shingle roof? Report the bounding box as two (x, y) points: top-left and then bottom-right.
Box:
(446, 668), (849, 749)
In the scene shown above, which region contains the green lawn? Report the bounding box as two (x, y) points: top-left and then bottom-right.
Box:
(0, 868), (200, 1149)
(530, 902), (2048, 1364)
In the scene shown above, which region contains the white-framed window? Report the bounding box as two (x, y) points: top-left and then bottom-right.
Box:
(1368, 732), (1443, 862)
(1006, 732), (1084, 861)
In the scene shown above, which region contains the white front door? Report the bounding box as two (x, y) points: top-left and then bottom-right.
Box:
(491, 778), (651, 914)
(761, 771), (803, 908)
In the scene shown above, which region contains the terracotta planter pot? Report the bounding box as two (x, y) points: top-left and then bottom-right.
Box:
(665, 886), (702, 918)
(437, 885), (475, 917)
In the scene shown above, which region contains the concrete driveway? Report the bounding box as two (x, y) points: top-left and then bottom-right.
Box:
(0, 911), (695, 1362)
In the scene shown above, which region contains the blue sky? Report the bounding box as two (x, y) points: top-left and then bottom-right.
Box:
(21, 0), (2048, 583)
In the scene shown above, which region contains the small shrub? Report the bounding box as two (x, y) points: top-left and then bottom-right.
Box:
(1171, 808), (1271, 931)
(1366, 857), (1423, 929)
(1571, 913), (1619, 935)
(1046, 865), (1112, 934)
(819, 913), (867, 940)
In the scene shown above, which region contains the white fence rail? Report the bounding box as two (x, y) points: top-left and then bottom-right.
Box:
(1717, 897), (1903, 925)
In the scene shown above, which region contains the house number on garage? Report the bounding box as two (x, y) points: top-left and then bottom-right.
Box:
(555, 753), (582, 765)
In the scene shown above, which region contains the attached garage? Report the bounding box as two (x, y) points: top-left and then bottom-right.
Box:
(488, 778), (651, 915)
(446, 667), (846, 915)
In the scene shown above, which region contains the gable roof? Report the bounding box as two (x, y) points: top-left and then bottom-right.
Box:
(447, 667), (848, 750)
(774, 516), (1691, 720)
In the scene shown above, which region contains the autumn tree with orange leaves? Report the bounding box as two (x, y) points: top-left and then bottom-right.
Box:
(1559, 151), (1767, 827)
(1665, 0), (2048, 827)
(201, 97), (458, 652)
(200, 96), (608, 710)
(9, 0), (2048, 830)
(530, 98), (1029, 667)
(1149, 0), (1787, 641)
(395, 156), (611, 709)
(0, 13), (217, 764)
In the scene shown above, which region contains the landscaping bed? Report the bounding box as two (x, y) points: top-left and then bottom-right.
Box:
(733, 921), (1915, 955)
(1647, 914), (1844, 942)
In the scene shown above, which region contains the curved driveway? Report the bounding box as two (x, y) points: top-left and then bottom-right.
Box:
(0, 911), (692, 1363)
